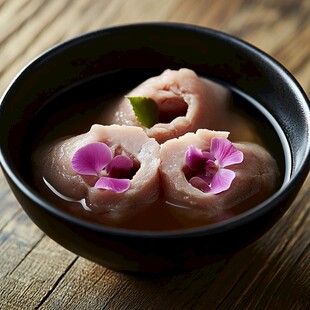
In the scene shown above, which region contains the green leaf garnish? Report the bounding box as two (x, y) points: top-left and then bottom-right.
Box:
(127, 96), (159, 128)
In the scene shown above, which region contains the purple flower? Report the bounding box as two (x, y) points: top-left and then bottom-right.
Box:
(185, 138), (244, 194)
(71, 142), (133, 193)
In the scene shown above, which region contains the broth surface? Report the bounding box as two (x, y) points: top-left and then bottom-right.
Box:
(30, 70), (288, 231)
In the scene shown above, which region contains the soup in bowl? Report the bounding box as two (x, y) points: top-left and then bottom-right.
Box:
(0, 23), (309, 273)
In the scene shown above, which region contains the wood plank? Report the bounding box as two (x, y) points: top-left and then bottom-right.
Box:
(0, 211), (44, 279)
(0, 170), (21, 231)
(40, 258), (226, 310)
(0, 235), (77, 309)
(0, 0), (28, 27)
(0, 0), (46, 46)
(0, 0), (73, 93)
(273, 22), (310, 96)
(39, 258), (126, 309)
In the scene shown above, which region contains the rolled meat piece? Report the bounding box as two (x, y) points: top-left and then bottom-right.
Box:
(159, 129), (280, 217)
(101, 68), (231, 144)
(33, 124), (161, 218)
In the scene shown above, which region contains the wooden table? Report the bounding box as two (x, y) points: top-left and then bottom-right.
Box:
(0, 0), (309, 309)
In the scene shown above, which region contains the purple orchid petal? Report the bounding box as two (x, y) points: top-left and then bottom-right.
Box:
(205, 159), (218, 175)
(71, 142), (112, 176)
(185, 145), (210, 171)
(198, 173), (213, 185)
(189, 176), (211, 193)
(106, 155), (133, 177)
(202, 151), (215, 160)
(210, 138), (244, 168)
(94, 176), (130, 193)
(209, 168), (235, 194)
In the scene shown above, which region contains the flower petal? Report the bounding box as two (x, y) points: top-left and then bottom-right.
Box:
(94, 177), (130, 193)
(189, 176), (211, 193)
(210, 138), (243, 167)
(71, 142), (112, 176)
(205, 159), (218, 175)
(106, 155), (133, 177)
(209, 168), (235, 194)
(185, 145), (210, 171)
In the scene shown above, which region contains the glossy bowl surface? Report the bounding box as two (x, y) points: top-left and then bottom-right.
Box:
(0, 23), (309, 273)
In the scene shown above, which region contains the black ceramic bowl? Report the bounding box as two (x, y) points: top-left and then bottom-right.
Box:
(0, 23), (309, 274)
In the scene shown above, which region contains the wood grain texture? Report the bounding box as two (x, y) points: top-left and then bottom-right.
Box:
(0, 0), (309, 309)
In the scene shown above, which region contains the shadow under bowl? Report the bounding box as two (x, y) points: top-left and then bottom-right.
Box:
(0, 23), (309, 274)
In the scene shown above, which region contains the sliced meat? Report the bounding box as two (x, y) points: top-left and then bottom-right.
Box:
(102, 68), (231, 144)
(159, 129), (280, 216)
(33, 124), (161, 218)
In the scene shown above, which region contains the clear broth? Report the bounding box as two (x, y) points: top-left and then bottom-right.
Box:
(29, 70), (289, 231)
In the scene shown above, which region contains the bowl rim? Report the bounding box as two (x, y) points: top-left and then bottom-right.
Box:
(0, 22), (309, 238)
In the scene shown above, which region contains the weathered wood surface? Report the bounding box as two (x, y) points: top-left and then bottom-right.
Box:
(0, 0), (309, 309)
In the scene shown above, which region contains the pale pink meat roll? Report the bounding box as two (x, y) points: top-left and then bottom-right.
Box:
(33, 124), (161, 218)
(102, 68), (231, 144)
(159, 129), (280, 216)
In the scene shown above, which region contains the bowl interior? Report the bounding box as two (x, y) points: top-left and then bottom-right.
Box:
(1, 23), (309, 233)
